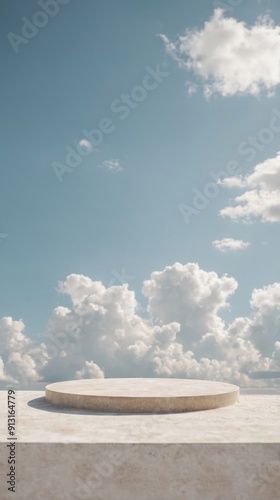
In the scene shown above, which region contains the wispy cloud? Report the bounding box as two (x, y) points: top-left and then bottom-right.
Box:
(101, 159), (123, 173)
(212, 238), (250, 252)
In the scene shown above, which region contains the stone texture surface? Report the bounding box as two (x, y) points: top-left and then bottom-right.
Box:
(1, 390), (280, 444)
(1, 443), (280, 500)
(0, 389), (280, 500)
(45, 378), (240, 412)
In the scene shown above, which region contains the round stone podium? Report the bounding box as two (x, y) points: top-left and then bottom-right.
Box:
(45, 378), (239, 413)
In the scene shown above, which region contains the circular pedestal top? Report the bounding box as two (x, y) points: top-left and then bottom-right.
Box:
(45, 378), (239, 413)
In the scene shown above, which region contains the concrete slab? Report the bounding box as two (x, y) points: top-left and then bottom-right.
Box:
(45, 378), (240, 412)
(1, 389), (279, 444)
(0, 388), (280, 500)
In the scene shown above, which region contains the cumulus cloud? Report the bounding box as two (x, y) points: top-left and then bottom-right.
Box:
(75, 361), (104, 379)
(101, 159), (123, 172)
(247, 283), (280, 357)
(142, 262), (237, 349)
(0, 317), (47, 385)
(0, 263), (280, 388)
(160, 9), (280, 97)
(220, 153), (280, 222)
(212, 238), (250, 252)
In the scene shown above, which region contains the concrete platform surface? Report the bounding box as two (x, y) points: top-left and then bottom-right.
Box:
(0, 388), (279, 443)
(45, 378), (240, 413)
(0, 388), (280, 500)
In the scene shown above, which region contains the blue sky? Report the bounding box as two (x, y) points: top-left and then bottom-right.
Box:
(1, 0), (280, 386)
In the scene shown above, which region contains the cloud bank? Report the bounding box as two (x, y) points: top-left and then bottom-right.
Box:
(160, 9), (280, 97)
(1, 262), (280, 388)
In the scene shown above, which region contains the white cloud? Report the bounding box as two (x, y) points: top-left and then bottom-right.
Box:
(272, 341), (280, 367)
(0, 317), (47, 385)
(219, 176), (246, 189)
(1, 263), (280, 388)
(220, 153), (280, 222)
(212, 238), (250, 252)
(101, 159), (123, 172)
(75, 361), (104, 379)
(247, 283), (280, 357)
(142, 262), (237, 350)
(78, 139), (94, 153)
(160, 9), (280, 97)
(185, 82), (198, 95)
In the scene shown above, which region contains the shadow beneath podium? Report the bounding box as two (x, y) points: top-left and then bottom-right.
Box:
(27, 396), (209, 415)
